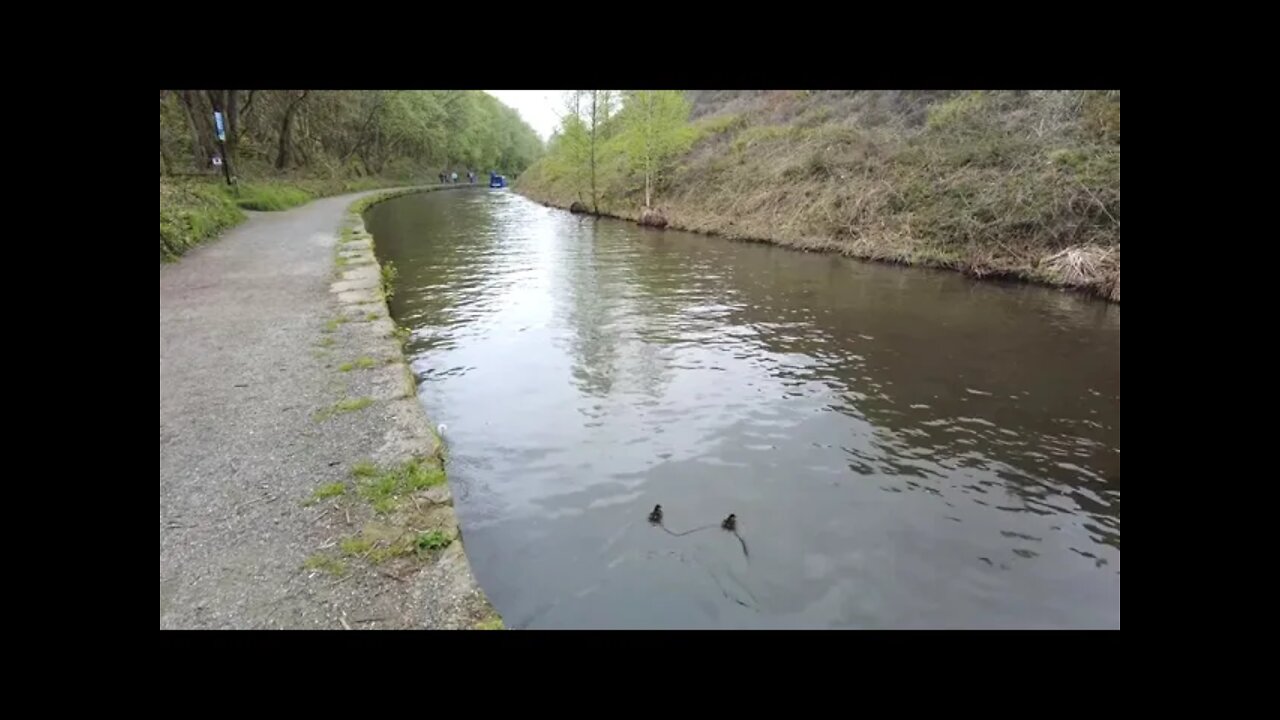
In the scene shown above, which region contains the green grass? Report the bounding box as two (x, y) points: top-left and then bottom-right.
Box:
(339, 356), (378, 373)
(402, 365), (418, 399)
(317, 451), (459, 574)
(314, 396), (374, 421)
(334, 527), (451, 566)
(159, 181), (246, 261)
(316, 482), (346, 499)
(416, 530), (452, 551)
(340, 535), (375, 556)
(352, 457), (446, 514)
(162, 177), (412, 263)
(316, 336), (335, 348)
(303, 554), (347, 576)
(380, 262), (399, 299)
(335, 397), (373, 413)
(516, 90), (1121, 302)
(232, 182), (314, 211)
(475, 617), (504, 630)
(304, 481), (347, 506)
(366, 312), (380, 321)
(368, 538), (418, 564)
(323, 316), (350, 334)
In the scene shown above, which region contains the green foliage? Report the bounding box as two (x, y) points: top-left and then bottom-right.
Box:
(161, 90), (543, 180)
(518, 90), (695, 210)
(352, 457), (447, 514)
(232, 182), (314, 210)
(160, 90), (545, 260)
(380, 261), (398, 299)
(612, 91), (695, 206)
(518, 90), (1121, 300)
(415, 530), (451, 551)
(159, 181), (246, 261)
(314, 482), (347, 500)
(160, 177), (400, 261)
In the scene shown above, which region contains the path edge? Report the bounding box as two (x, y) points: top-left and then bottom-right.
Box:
(337, 185), (505, 630)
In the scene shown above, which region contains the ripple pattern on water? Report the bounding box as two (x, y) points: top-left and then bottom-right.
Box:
(367, 189), (1121, 629)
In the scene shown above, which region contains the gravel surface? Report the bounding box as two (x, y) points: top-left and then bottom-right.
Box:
(160, 191), (497, 629)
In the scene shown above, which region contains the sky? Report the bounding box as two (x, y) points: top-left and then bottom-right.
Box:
(484, 91), (564, 142)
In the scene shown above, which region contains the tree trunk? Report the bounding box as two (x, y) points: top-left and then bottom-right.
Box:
(275, 91), (309, 170)
(206, 91), (236, 183)
(644, 95), (653, 208)
(161, 136), (172, 176)
(342, 93), (385, 164)
(179, 90), (217, 170)
(224, 90), (240, 176)
(160, 91), (172, 176)
(590, 91), (598, 214)
(239, 90), (257, 139)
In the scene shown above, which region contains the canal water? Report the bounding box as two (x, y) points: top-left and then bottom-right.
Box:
(365, 188), (1120, 629)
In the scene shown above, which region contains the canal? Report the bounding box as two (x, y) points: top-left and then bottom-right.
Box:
(365, 188), (1120, 629)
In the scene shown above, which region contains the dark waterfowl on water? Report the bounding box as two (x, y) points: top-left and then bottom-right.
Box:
(649, 504), (663, 524)
(721, 513), (736, 531)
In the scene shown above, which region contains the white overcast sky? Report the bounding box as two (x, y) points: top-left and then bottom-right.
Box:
(484, 91), (564, 142)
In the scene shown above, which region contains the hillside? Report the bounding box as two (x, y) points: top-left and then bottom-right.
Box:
(516, 91), (1120, 301)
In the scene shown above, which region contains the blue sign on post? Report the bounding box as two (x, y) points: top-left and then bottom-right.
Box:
(213, 111), (226, 141)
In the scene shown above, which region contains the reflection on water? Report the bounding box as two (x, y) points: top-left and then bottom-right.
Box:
(366, 188), (1120, 629)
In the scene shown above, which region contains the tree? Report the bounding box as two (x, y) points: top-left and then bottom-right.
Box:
(587, 90), (616, 213)
(160, 90), (543, 181)
(556, 91), (591, 204)
(275, 91), (309, 170)
(177, 90), (218, 170)
(616, 91), (693, 208)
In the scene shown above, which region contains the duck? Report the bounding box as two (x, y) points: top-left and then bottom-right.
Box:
(648, 504), (663, 524)
(721, 513), (737, 531)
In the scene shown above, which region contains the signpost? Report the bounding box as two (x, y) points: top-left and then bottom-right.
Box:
(212, 110), (232, 186)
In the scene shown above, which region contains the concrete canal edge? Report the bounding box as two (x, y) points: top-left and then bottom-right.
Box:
(332, 185), (503, 629)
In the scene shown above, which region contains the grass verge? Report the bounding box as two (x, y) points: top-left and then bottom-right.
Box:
(160, 176), (413, 262)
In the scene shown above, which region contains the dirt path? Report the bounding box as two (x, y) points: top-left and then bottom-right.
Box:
(160, 191), (496, 629)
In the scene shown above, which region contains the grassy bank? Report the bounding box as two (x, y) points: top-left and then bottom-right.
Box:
(159, 176), (408, 262)
(516, 91), (1120, 302)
